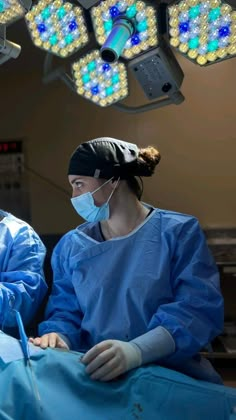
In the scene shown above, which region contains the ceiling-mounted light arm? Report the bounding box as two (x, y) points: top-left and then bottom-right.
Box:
(42, 50), (184, 113)
(43, 52), (65, 82)
(0, 26), (21, 65)
(0, 54), (10, 65)
(20, 0), (32, 12)
(43, 53), (75, 91)
(43, 53), (75, 90)
(43, 53), (78, 91)
(76, 0), (100, 9)
(45, 67), (83, 93)
(44, 63), (185, 114)
(46, 68), (185, 113)
(112, 91), (184, 114)
(43, 52), (53, 76)
(43, 67), (77, 92)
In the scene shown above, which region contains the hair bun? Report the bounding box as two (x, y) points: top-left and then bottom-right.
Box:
(135, 146), (161, 177)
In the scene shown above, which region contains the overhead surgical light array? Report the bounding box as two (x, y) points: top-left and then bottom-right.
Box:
(0, 25), (21, 64)
(25, 0), (185, 112)
(1, 0), (236, 113)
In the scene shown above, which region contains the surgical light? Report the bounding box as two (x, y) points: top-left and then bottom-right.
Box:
(72, 49), (129, 107)
(0, 0), (31, 25)
(129, 40), (184, 103)
(0, 25), (21, 65)
(25, 0), (89, 57)
(91, 0), (159, 61)
(168, 0), (236, 66)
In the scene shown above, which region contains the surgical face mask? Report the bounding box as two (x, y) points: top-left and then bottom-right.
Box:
(71, 177), (118, 223)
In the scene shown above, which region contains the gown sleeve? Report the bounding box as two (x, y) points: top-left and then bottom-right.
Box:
(39, 234), (83, 349)
(0, 217), (47, 327)
(148, 216), (224, 363)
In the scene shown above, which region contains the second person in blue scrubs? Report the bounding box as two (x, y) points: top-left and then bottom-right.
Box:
(0, 209), (47, 329)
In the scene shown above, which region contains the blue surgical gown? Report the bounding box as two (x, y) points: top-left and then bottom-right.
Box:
(39, 208), (224, 381)
(0, 211), (47, 327)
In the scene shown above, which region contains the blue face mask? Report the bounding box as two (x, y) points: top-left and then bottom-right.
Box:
(71, 178), (118, 223)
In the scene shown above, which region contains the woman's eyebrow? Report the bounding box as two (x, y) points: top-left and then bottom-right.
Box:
(71, 178), (83, 185)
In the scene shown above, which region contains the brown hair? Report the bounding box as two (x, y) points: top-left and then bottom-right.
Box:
(126, 146), (161, 199)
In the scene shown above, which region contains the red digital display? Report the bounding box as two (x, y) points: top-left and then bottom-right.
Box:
(0, 140), (22, 154)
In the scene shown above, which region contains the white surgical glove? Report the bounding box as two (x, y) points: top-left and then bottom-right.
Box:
(81, 339), (142, 382)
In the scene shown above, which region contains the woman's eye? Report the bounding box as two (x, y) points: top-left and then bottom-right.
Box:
(75, 182), (82, 188)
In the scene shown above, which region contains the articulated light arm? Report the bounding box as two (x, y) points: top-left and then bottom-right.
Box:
(42, 52), (184, 114)
(112, 91), (184, 114)
(0, 26), (21, 65)
(76, 0), (101, 9)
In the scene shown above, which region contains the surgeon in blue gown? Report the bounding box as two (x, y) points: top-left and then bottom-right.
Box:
(0, 209), (47, 328)
(33, 137), (224, 384)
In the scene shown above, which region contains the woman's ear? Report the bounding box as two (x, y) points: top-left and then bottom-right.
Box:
(110, 177), (120, 189)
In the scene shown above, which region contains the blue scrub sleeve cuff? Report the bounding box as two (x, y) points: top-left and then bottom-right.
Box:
(57, 333), (72, 349)
(131, 326), (176, 365)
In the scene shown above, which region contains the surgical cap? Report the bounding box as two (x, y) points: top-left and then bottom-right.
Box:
(68, 137), (139, 179)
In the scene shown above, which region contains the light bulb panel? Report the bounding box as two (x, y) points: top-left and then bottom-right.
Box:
(0, 0), (26, 25)
(25, 0), (89, 58)
(168, 0), (236, 66)
(72, 49), (129, 107)
(91, 0), (159, 60)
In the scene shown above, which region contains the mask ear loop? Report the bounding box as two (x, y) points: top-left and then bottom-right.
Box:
(91, 177), (114, 195)
(106, 177), (120, 203)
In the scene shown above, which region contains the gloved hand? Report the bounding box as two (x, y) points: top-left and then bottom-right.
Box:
(81, 339), (142, 382)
